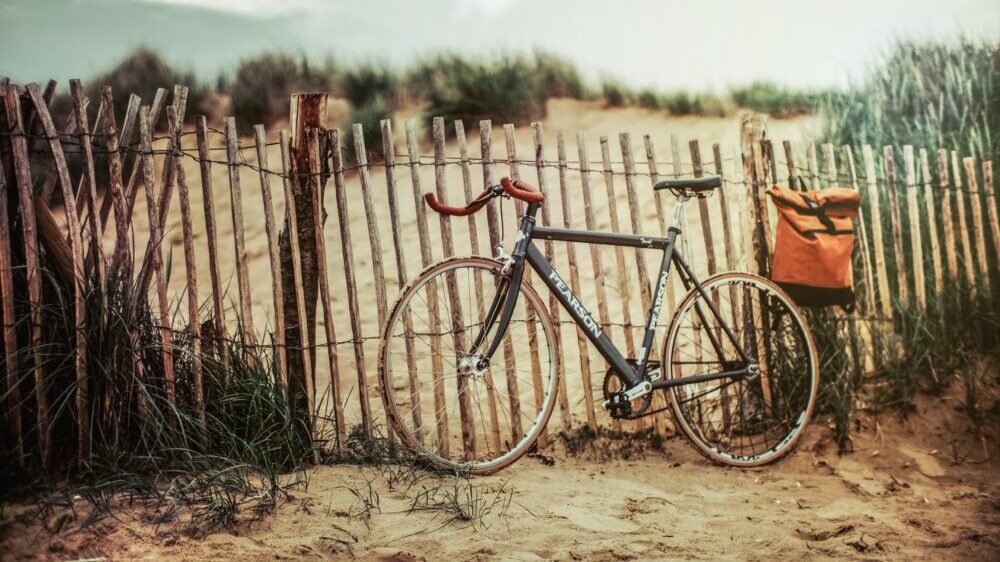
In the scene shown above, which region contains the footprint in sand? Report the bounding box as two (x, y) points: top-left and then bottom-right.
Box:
(549, 495), (638, 533)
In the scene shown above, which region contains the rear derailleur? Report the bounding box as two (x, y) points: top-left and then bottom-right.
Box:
(602, 360), (661, 420)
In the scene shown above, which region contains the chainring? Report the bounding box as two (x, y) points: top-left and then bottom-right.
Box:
(602, 360), (659, 420)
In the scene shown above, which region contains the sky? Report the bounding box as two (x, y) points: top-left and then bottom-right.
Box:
(1, 0), (998, 90)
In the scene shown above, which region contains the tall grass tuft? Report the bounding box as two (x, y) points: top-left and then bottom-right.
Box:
(1, 262), (313, 528)
(731, 81), (822, 117)
(226, 52), (334, 130)
(414, 53), (549, 129)
(821, 39), (999, 164)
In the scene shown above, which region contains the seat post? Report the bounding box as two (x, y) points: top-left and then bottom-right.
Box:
(669, 192), (691, 233)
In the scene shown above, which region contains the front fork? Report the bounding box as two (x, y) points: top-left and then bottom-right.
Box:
(468, 203), (539, 369)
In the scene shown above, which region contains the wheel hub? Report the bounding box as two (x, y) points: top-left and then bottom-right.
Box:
(458, 354), (488, 380)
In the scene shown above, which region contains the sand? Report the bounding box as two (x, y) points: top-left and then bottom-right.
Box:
(1, 379), (998, 560)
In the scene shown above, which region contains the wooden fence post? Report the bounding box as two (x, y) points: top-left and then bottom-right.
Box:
(951, 151), (976, 291)
(842, 145), (877, 315)
(173, 133), (206, 432)
(195, 117), (228, 364)
(4, 84), (49, 467)
(883, 146), (909, 308)
(225, 116), (256, 337)
(455, 120), (502, 452)
(903, 146), (927, 311)
(140, 106), (176, 408)
(405, 120), (453, 448)
(279, 93), (327, 432)
(862, 146), (892, 319)
(963, 157), (990, 293)
(432, 117), (477, 458)
(25, 83), (89, 462)
(600, 136), (638, 361)
(254, 125), (289, 386)
(557, 131), (597, 430)
(739, 114), (771, 275)
(982, 161), (1000, 284)
(937, 149), (959, 283)
(69, 79), (104, 294)
(919, 149), (944, 296)
(479, 120), (502, 251)
(310, 129), (341, 444)
(278, 129), (319, 438)
(0, 141), (23, 465)
(577, 131), (618, 430)
(533, 122), (571, 431)
(331, 129), (371, 440)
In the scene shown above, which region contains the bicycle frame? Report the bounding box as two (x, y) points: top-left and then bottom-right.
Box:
(473, 199), (754, 394)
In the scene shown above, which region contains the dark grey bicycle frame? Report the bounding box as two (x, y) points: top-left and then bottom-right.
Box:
(476, 201), (753, 392)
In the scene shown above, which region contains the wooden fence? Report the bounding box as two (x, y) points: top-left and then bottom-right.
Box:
(1, 81), (998, 467)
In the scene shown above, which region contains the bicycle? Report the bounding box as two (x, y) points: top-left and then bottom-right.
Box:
(378, 175), (818, 474)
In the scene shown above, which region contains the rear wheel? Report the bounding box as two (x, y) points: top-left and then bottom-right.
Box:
(664, 273), (818, 466)
(378, 257), (559, 474)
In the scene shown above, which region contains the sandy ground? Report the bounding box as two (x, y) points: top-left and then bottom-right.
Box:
(2, 380), (998, 561)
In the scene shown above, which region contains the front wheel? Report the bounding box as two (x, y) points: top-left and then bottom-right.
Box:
(663, 273), (818, 467)
(378, 257), (559, 474)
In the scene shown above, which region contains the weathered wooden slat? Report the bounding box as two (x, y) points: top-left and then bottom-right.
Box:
(883, 146), (909, 307)
(712, 143), (737, 271)
(195, 117), (228, 363)
(4, 84), (49, 467)
(431, 118), (477, 458)
(142, 106), (176, 407)
(963, 157), (990, 293)
(919, 149), (944, 296)
(382, 120), (423, 446)
(479, 120), (501, 251)
(602, 135), (644, 430)
(25, 83), (90, 462)
(254, 125), (288, 385)
(503, 123), (524, 216)
(172, 132), (205, 432)
(937, 150), (959, 282)
(506, 124), (550, 446)
(154, 86), (187, 229)
(862, 145), (892, 318)
(69, 80), (105, 295)
(352, 123), (389, 329)
(903, 146), (927, 310)
(738, 114), (771, 275)
(577, 132), (617, 430)
(224, 116), (255, 336)
(842, 145), (877, 314)
(782, 140), (800, 191)
(599, 136), (637, 359)
(951, 151), (976, 291)
(305, 129), (339, 442)
(621, 133), (656, 340)
(806, 143), (820, 189)
(557, 131), (597, 429)
(404, 120), (443, 446)
(689, 140), (717, 275)
(0, 143), (23, 465)
(278, 129), (320, 437)
(99, 88), (167, 239)
(331, 128), (372, 439)
(37, 104), (81, 206)
(533, 122), (570, 433)
(454, 120), (501, 453)
(480, 122), (523, 441)
(982, 161), (1000, 286)
(131, 88), (188, 300)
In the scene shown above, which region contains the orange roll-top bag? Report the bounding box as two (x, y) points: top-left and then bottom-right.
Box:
(767, 186), (861, 309)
